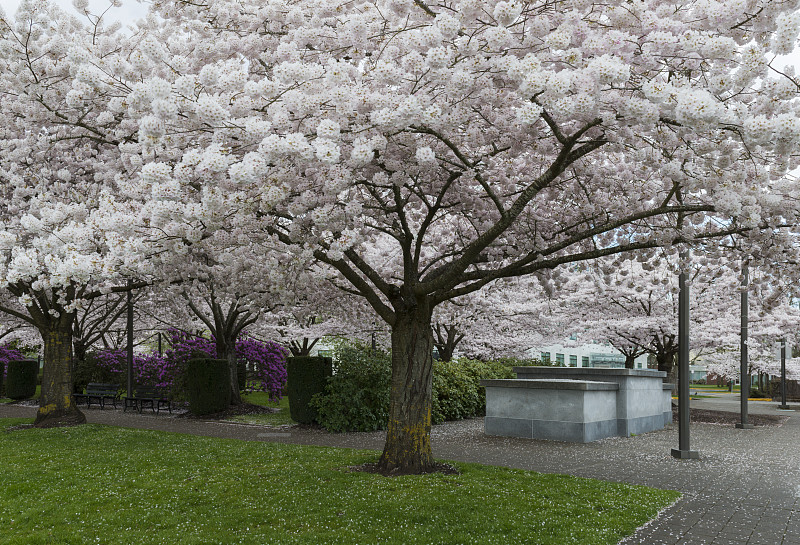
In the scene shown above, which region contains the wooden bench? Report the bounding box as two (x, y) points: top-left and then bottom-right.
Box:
(74, 383), (120, 410)
(123, 387), (172, 414)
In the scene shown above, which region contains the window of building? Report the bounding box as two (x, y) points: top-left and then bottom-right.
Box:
(569, 355), (577, 367)
(556, 353), (565, 365)
(541, 352), (550, 363)
(582, 356), (590, 367)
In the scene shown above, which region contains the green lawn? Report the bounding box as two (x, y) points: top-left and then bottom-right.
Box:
(233, 392), (296, 426)
(0, 418), (679, 545)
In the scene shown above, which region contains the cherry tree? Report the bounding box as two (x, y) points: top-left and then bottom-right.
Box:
(0, 2), (147, 426)
(59, 0), (800, 471)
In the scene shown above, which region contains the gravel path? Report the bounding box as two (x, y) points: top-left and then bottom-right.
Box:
(2, 396), (798, 545)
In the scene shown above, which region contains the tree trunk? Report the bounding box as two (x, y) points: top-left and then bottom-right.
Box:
(216, 337), (242, 405)
(655, 349), (677, 377)
(35, 323), (86, 428)
(378, 305), (435, 475)
(624, 354), (636, 369)
(289, 337), (316, 357)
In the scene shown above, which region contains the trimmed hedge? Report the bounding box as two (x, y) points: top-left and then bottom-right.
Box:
(6, 359), (39, 400)
(187, 358), (230, 415)
(287, 356), (332, 424)
(237, 359), (247, 391)
(310, 342), (515, 432)
(0, 361), (4, 397)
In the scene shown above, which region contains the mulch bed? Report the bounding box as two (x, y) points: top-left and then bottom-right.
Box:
(177, 402), (280, 420)
(674, 405), (788, 426)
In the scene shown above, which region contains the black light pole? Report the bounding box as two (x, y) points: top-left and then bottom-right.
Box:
(736, 265), (754, 429)
(126, 280), (134, 399)
(158, 332), (163, 356)
(778, 339), (790, 410)
(672, 256), (699, 459)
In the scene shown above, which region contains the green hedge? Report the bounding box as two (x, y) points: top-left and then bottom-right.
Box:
(237, 359), (247, 391)
(287, 356), (332, 424)
(6, 359), (39, 400)
(187, 358), (230, 415)
(310, 342), (515, 432)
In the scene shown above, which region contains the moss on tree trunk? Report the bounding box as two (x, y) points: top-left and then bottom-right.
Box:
(378, 305), (435, 475)
(35, 324), (86, 428)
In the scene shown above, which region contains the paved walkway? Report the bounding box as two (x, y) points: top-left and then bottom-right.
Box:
(2, 397), (799, 545)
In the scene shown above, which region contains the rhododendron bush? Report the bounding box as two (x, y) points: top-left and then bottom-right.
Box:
(0, 344), (23, 385)
(82, 330), (288, 400)
(4, 0), (800, 470)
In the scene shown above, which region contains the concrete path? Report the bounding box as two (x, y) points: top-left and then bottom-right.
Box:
(2, 398), (799, 545)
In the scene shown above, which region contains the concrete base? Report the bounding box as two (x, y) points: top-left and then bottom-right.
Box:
(482, 370), (672, 443)
(777, 405), (792, 410)
(482, 379), (619, 442)
(671, 448), (700, 460)
(735, 423), (755, 429)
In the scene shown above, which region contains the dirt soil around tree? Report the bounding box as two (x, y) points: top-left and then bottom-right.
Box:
(673, 404), (788, 426)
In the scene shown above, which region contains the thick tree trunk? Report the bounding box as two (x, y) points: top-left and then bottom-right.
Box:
(378, 305), (435, 475)
(655, 349), (677, 378)
(216, 338), (242, 405)
(35, 324), (85, 428)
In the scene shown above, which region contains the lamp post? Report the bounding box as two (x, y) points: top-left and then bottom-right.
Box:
(736, 265), (754, 429)
(672, 254), (699, 459)
(126, 280), (134, 399)
(778, 339), (790, 410)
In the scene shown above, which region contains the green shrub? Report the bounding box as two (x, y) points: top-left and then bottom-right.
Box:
(6, 359), (39, 400)
(432, 358), (515, 424)
(187, 358), (230, 415)
(287, 356), (333, 424)
(310, 343), (516, 431)
(237, 359), (247, 391)
(749, 387), (768, 398)
(310, 343), (390, 432)
(0, 361), (4, 397)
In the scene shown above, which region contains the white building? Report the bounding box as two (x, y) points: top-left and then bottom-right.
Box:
(532, 341), (649, 369)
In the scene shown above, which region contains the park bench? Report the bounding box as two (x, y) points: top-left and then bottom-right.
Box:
(123, 386), (172, 414)
(73, 383), (121, 410)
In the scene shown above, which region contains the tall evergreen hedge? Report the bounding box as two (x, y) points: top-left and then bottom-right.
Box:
(287, 356), (332, 424)
(6, 359), (38, 400)
(187, 358), (230, 415)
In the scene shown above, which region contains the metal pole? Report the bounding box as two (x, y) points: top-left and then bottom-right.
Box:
(158, 332), (162, 356)
(126, 280), (134, 398)
(736, 265), (754, 429)
(778, 339), (789, 410)
(672, 260), (698, 459)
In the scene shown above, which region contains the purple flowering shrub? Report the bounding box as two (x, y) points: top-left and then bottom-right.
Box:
(1, 344), (24, 386)
(77, 330), (288, 401)
(236, 335), (289, 401)
(91, 350), (177, 391)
